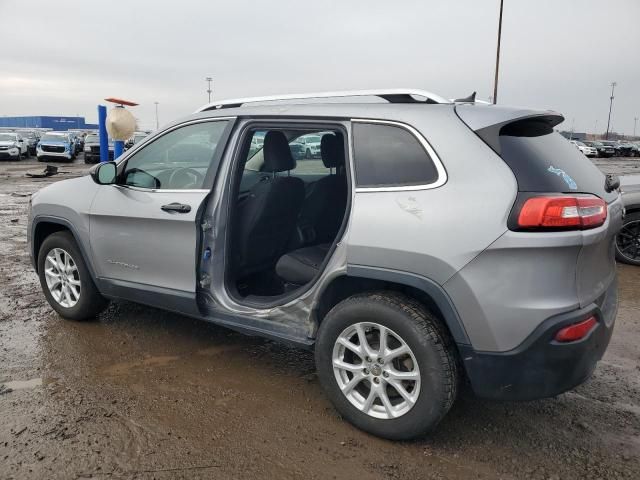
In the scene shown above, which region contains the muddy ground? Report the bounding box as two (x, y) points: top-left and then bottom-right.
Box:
(1, 156), (639, 480)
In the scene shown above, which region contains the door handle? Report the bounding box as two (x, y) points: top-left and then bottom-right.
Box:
(161, 202), (191, 213)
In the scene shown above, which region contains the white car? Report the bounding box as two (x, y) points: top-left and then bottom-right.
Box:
(0, 132), (28, 160)
(570, 140), (597, 157)
(297, 134), (322, 158)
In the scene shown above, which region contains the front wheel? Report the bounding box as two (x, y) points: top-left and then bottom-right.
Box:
(38, 231), (109, 320)
(315, 292), (458, 440)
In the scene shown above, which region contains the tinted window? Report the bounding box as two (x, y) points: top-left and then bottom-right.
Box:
(122, 120), (228, 190)
(353, 123), (438, 187)
(497, 119), (614, 201)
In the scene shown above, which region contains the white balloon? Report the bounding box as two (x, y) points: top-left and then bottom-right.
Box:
(106, 107), (136, 141)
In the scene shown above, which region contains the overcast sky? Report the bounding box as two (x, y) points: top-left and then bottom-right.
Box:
(1, 0), (639, 134)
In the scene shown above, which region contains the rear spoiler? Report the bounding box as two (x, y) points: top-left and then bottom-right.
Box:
(455, 104), (564, 154)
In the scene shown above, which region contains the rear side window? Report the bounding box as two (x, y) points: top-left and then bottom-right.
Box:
(495, 119), (612, 200)
(353, 123), (439, 188)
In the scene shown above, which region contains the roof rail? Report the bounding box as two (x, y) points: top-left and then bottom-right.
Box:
(195, 89), (451, 112)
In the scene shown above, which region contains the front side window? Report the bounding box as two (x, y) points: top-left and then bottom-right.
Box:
(352, 122), (439, 188)
(121, 120), (228, 190)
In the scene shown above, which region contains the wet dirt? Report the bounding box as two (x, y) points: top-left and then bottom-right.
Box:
(1, 157), (639, 479)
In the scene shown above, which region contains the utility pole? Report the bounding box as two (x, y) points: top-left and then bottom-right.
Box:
(492, 0), (504, 104)
(206, 77), (213, 103)
(154, 102), (159, 130)
(569, 118), (575, 140)
(605, 82), (616, 140)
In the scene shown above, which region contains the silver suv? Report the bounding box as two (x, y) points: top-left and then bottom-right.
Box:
(28, 89), (622, 440)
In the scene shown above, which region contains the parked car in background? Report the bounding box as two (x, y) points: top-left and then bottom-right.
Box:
(288, 141), (306, 160)
(124, 132), (149, 150)
(584, 140), (615, 157)
(570, 140), (597, 157)
(18, 130), (39, 156)
(599, 140), (622, 156)
(617, 175), (640, 265)
(616, 142), (636, 157)
(36, 132), (75, 162)
(83, 134), (114, 163)
(0, 132), (28, 160)
(297, 133), (322, 158)
(68, 133), (82, 156)
(28, 89), (622, 440)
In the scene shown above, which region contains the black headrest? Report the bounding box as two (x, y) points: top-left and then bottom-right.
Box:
(263, 131), (295, 172)
(321, 133), (345, 168)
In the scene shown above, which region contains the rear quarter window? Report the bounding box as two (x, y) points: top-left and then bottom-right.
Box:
(352, 122), (439, 188)
(481, 118), (615, 202)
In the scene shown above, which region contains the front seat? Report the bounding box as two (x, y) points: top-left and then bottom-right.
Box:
(235, 131), (305, 277)
(296, 133), (348, 245)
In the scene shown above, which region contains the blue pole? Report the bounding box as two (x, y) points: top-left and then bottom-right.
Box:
(98, 105), (108, 162)
(114, 140), (124, 159)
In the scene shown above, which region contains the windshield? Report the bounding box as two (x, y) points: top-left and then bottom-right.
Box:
(85, 135), (99, 142)
(41, 134), (67, 142)
(0, 134), (16, 141)
(134, 135), (147, 143)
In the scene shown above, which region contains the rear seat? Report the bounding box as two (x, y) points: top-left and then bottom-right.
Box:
(276, 243), (330, 285)
(276, 133), (347, 285)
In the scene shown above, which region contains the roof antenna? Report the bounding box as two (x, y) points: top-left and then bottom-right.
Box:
(454, 92), (476, 103)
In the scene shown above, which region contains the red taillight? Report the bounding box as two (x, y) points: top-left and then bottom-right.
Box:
(517, 195), (607, 230)
(554, 316), (597, 342)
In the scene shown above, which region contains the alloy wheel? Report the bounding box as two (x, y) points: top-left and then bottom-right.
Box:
(616, 220), (640, 263)
(44, 248), (81, 308)
(332, 322), (421, 419)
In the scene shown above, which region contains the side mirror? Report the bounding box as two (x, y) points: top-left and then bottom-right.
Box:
(91, 161), (117, 185)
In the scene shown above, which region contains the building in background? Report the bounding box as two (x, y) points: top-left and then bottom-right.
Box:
(0, 116), (98, 131)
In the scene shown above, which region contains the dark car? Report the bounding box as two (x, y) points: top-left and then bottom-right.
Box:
(83, 134), (114, 163)
(599, 140), (623, 156)
(616, 143), (635, 157)
(584, 140), (615, 158)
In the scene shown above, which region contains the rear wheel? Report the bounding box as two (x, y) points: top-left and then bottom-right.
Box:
(38, 231), (109, 320)
(315, 292), (458, 440)
(616, 211), (640, 266)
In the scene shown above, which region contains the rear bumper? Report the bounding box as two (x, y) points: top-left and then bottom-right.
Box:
(460, 277), (617, 401)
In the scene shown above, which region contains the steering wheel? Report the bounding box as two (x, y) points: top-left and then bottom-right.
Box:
(167, 167), (204, 189)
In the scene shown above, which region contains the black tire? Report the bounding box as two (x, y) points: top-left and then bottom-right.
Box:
(38, 231), (109, 320)
(616, 211), (640, 266)
(315, 292), (458, 440)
